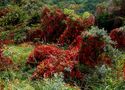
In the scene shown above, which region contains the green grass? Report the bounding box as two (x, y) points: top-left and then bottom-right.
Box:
(3, 43), (34, 64)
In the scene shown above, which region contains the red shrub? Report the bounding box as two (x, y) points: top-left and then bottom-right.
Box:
(70, 32), (105, 67)
(70, 32), (111, 67)
(110, 28), (125, 48)
(69, 70), (83, 79)
(24, 7), (95, 45)
(27, 45), (63, 66)
(69, 35), (83, 51)
(40, 7), (66, 42)
(58, 15), (95, 45)
(27, 45), (78, 79)
(78, 27), (112, 67)
(78, 34), (105, 66)
(40, 7), (95, 44)
(27, 27), (112, 79)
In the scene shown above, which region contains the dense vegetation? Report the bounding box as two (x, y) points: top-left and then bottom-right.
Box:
(0, 0), (125, 90)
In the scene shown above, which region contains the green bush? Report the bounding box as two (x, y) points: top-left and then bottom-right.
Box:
(0, 5), (28, 27)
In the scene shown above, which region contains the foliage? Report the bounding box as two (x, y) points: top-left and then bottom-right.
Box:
(78, 27), (112, 67)
(0, 31), (9, 40)
(0, 0), (125, 90)
(26, 27), (121, 90)
(96, 12), (113, 31)
(27, 45), (78, 79)
(26, 29), (43, 42)
(2, 44), (79, 89)
(58, 11), (95, 45)
(110, 26), (125, 48)
(0, 5), (28, 28)
(47, 0), (107, 13)
(21, 0), (43, 15)
(96, 11), (124, 32)
(0, 47), (13, 71)
(14, 27), (28, 43)
(3, 44), (34, 64)
(82, 11), (91, 19)
(0, 70), (78, 90)
(40, 7), (66, 42)
(27, 12), (41, 26)
(0, 7), (10, 18)
(40, 7), (95, 44)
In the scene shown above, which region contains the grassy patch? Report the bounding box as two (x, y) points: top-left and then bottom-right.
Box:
(3, 43), (34, 64)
